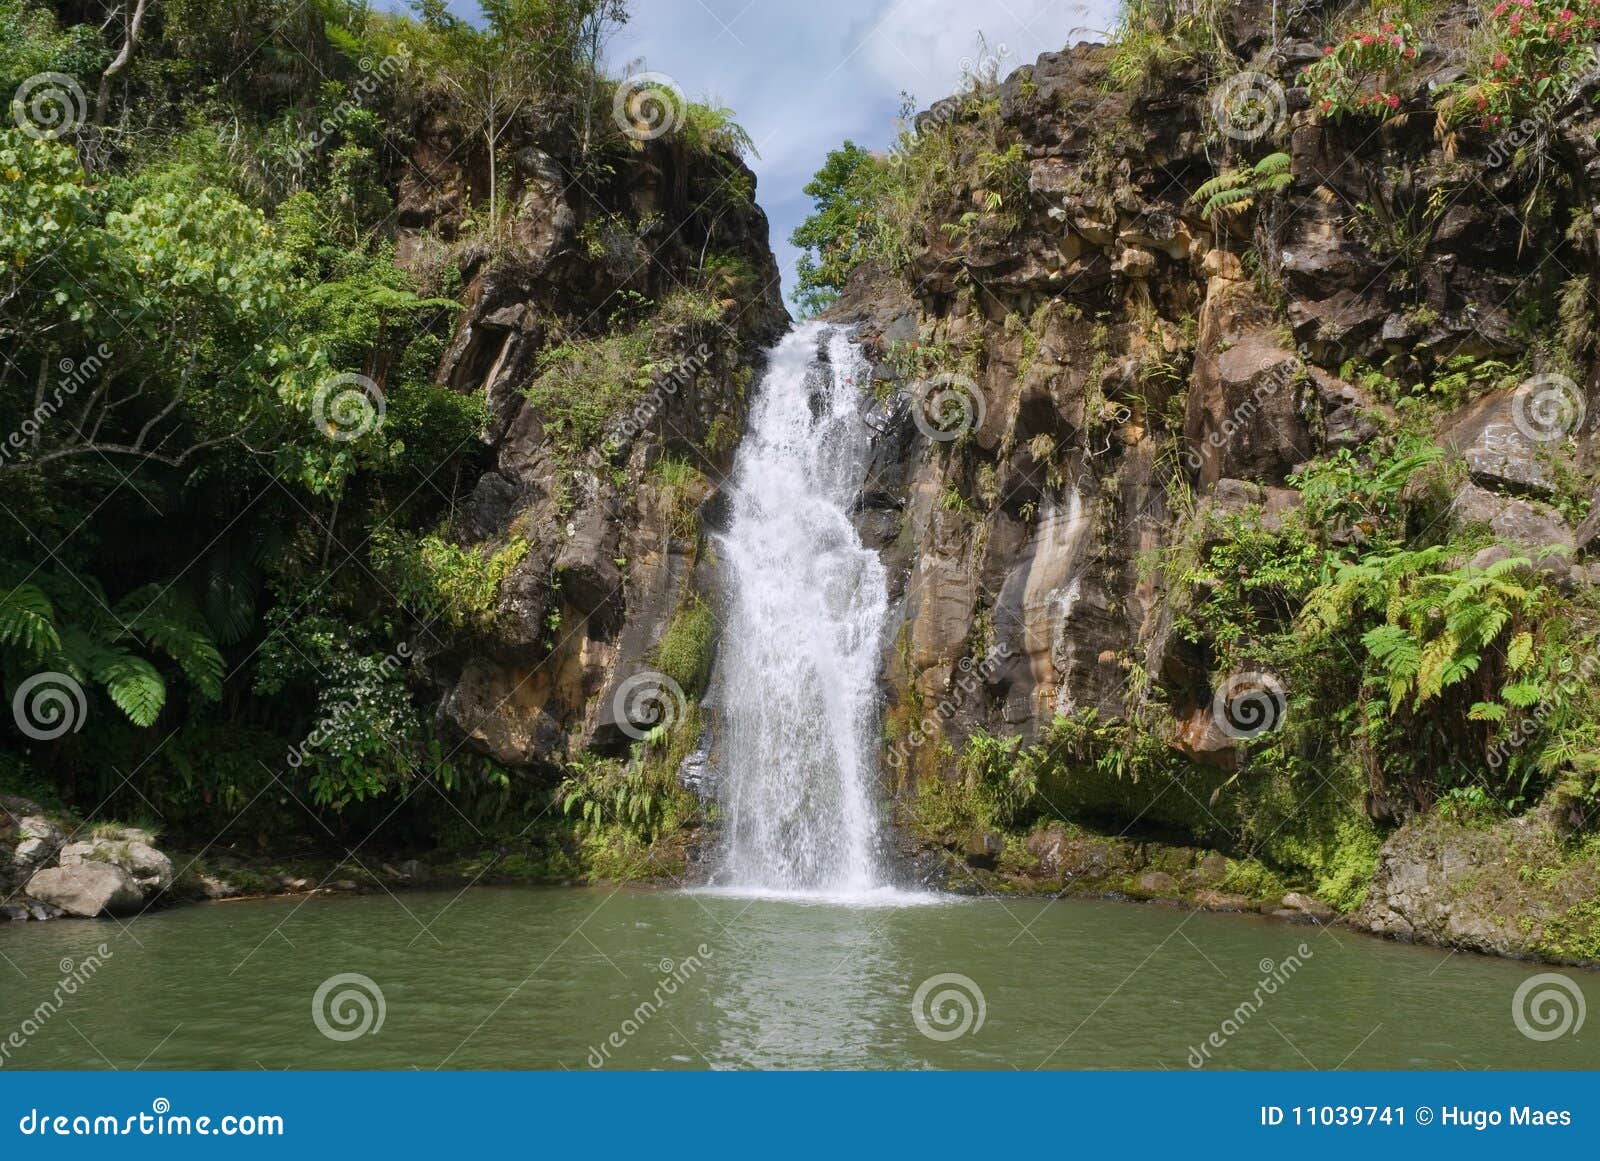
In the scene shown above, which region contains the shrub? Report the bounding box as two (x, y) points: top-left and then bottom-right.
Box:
(1438, 0), (1600, 129)
(1301, 17), (1419, 120)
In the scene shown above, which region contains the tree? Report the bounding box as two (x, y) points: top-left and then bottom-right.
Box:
(790, 141), (887, 315)
(413, 0), (562, 238)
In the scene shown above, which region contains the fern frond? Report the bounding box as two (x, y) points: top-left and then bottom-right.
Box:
(93, 653), (166, 727)
(0, 583), (60, 658)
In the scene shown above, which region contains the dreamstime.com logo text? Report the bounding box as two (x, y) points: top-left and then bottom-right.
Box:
(586, 944), (714, 1068)
(584, 342), (713, 473)
(885, 643), (1014, 769)
(0, 345), (114, 469)
(1187, 944), (1313, 1067)
(0, 945), (112, 1069)
(17, 1099), (283, 1138)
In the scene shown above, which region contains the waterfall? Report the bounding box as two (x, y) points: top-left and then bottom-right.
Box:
(710, 322), (889, 897)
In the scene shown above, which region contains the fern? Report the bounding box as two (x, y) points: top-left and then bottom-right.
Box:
(0, 583), (60, 658)
(94, 653), (167, 727)
(1192, 153), (1292, 220)
(116, 586), (225, 701)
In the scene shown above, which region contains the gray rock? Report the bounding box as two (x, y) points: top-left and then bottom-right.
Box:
(1193, 889), (1253, 911)
(200, 875), (240, 900)
(397, 859), (430, 884)
(11, 816), (62, 869)
(1136, 871), (1178, 895)
(1450, 483), (1573, 552)
(1281, 892), (1336, 921)
(1443, 389), (1567, 496)
(25, 862), (143, 918)
(59, 838), (174, 890)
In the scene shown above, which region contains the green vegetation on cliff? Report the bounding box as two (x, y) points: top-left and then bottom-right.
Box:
(0, 0), (764, 880)
(805, 1), (1600, 942)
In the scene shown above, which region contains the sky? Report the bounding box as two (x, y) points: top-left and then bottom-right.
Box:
(606, 0), (1116, 305)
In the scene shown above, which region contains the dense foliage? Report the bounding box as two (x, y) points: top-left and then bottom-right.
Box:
(0, 0), (748, 865)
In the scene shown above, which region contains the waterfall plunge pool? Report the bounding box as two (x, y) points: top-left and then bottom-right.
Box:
(1, 886), (1592, 1069)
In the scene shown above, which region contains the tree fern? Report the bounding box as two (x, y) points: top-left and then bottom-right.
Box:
(116, 585), (225, 701)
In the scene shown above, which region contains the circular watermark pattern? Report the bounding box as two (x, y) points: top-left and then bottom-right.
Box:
(911, 972), (986, 1042)
(1211, 671), (1287, 741)
(612, 670), (688, 742)
(312, 972), (386, 1042)
(1211, 71), (1286, 142)
(907, 372), (986, 443)
(312, 373), (385, 443)
(613, 72), (685, 142)
(1511, 373), (1586, 444)
(1512, 972), (1586, 1042)
(11, 72), (87, 141)
(12, 671), (88, 741)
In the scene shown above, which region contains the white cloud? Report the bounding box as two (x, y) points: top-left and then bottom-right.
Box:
(609, 0), (1116, 304)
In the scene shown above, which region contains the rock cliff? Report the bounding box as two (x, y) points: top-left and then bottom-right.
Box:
(823, 1), (1600, 961)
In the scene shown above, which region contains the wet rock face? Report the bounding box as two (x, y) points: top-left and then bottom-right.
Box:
(395, 113), (789, 771)
(824, 11), (1596, 851)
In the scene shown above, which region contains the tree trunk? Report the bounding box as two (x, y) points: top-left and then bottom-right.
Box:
(94, 0), (150, 128)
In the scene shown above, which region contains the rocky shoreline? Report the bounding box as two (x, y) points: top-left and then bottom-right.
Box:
(8, 790), (1596, 971)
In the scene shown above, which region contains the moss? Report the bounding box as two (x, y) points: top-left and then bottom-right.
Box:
(652, 596), (716, 699)
(1217, 857), (1291, 901)
(1539, 899), (1600, 964)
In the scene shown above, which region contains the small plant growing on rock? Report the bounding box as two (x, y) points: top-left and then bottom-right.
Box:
(1301, 18), (1419, 121)
(1190, 152), (1292, 220)
(1437, 0), (1600, 130)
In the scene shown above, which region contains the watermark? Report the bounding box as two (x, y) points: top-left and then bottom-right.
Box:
(0, 946), (112, 1069)
(1510, 372), (1586, 444)
(611, 670), (688, 742)
(1483, 47), (1600, 169)
(285, 643), (411, 768)
(911, 972), (986, 1042)
(613, 72), (685, 142)
(1187, 944), (1313, 1067)
(312, 972), (386, 1042)
(0, 345), (114, 469)
(17, 1099), (283, 1137)
(585, 342), (713, 471)
(282, 49), (410, 177)
(1184, 349), (1306, 473)
(1211, 671), (1288, 741)
(906, 372), (985, 442)
(885, 643), (1014, 769)
(9, 72), (86, 141)
(1211, 71), (1287, 142)
(1512, 972), (1586, 1042)
(312, 372), (385, 442)
(11, 671), (88, 741)
(586, 944), (714, 1067)
(1487, 652), (1599, 771)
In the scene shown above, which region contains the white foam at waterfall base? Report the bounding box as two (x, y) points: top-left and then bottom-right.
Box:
(706, 322), (934, 906)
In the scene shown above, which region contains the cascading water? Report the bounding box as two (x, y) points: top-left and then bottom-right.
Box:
(710, 322), (889, 897)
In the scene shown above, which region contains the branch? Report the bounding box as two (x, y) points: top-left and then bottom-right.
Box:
(93, 0), (150, 129)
